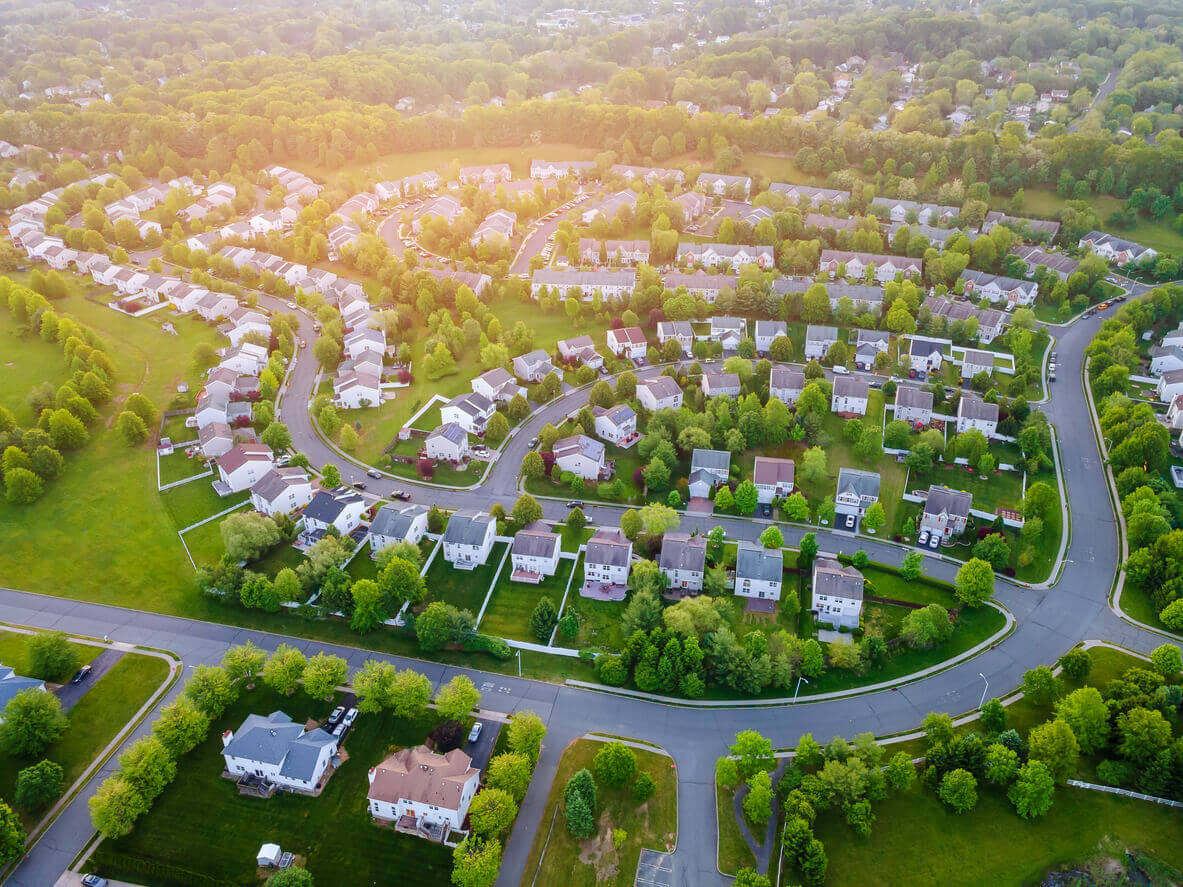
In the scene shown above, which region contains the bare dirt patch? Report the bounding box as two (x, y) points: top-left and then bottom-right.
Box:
(578, 811), (620, 882)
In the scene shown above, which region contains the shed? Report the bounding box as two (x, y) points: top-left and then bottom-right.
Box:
(258, 843), (282, 867)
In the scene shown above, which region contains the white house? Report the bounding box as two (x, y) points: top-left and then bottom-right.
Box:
(459, 163), (512, 185)
(1159, 369), (1183, 404)
(215, 443), (275, 495)
(811, 558), (864, 629)
(702, 371), (741, 398)
(956, 393), (1000, 437)
(531, 269), (636, 300)
(853, 330), (890, 370)
(425, 423), (470, 462)
(198, 421), (246, 459)
(221, 711), (338, 795)
(656, 321), (695, 352)
(831, 376), (869, 416)
(709, 316), (746, 348)
(894, 385), (934, 425)
(593, 404), (638, 446)
(343, 328), (385, 361)
(734, 542), (783, 602)
(637, 376), (683, 411)
(441, 392), (495, 435)
(334, 370), (382, 410)
(472, 368), (525, 403)
(606, 326), (647, 359)
(804, 325), (838, 360)
(471, 209), (516, 246)
(920, 485), (973, 541)
(581, 528), (633, 596)
(819, 250), (922, 283)
(679, 243), (773, 270)
(553, 435), (607, 480)
(659, 532), (707, 591)
(834, 468), (880, 531)
(689, 448), (730, 499)
(753, 457), (795, 505)
(510, 528), (561, 582)
(530, 159), (595, 179)
(302, 488), (367, 537)
(908, 339), (945, 374)
(556, 335), (604, 369)
(959, 348), (994, 380)
(442, 511), (496, 569)
(754, 321), (788, 354)
(250, 468), (316, 516)
(195, 291), (238, 321)
(1150, 345), (1183, 377)
(369, 504), (429, 552)
(959, 270), (1038, 306)
(367, 746), (479, 840)
(696, 172), (752, 197)
(512, 349), (557, 383)
(219, 342), (269, 377)
(220, 308), (271, 347)
(1078, 231), (1158, 266)
(769, 366), (805, 405)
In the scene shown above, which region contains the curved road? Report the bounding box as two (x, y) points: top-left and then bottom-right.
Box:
(4, 294), (1174, 886)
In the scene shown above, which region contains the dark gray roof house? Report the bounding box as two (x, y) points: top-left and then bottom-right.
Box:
(369, 504), (427, 540)
(659, 532), (707, 574)
(923, 485), (973, 520)
(0, 666), (44, 709)
(443, 511), (496, 546)
(512, 528), (560, 559)
(221, 711), (336, 782)
(736, 542), (783, 583)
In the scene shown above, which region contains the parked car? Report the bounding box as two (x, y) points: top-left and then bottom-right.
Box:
(299, 339), (307, 349)
(392, 490), (411, 501)
(332, 722), (347, 738)
(71, 664), (92, 685)
(528, 437), (539, 449)
(343, 708), (359, 728)
(468, 722), (483, 743)
(81, 876), (108, 887)
(286, 301), (297, 309)
(352, 481), (366, 491)
(761, 504), (772, 517)
(567, 500), (584, 509)
(327, 706), (345, 727)
(917, 530), (930, 548)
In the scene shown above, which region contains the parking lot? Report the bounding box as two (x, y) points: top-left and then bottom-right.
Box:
(635, 850), (674, 887)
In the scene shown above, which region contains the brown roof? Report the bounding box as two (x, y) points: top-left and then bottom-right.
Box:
(218, 443), (273, 473)
(367, 746), (476, 811)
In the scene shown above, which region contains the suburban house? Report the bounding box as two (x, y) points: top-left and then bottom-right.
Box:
(709, 316), (746, 350)
(1011, 245), (1078, 281)
(696, 172), (752, 197)
(471, 368), (525, 403)
(557, 335), (604, 369)
(580, 190), (638, 224)
(871, 198), (958, 226)
(834, 468), (880, 530)
(215, 443), (275, 495)
(702, 371), (742, 398)
(663, 272), (739, 303)
(441, 392), (496, 435)
(0, 665), (45, 714)
(769, 367), (805, 405)
(1150, 344), (1183, 377)
(221, 711), (338, 795)
(854, 330), (890, 370)
(689, 448), (730, 499)
(656, 321), (695, 352)
(659, 532), (707, 592)
(368, 504), (429, 552)
(956, 393), (1000, 437)
(804, 325), (839, 361)
(470, 209), (516, 246)
(552, 434), (608, 480)
(959, 348), (995, 380)
(606, 326), (647, 359)
(811, 559), (864, 629)
(920, 486), (973, 541)
(753, 457), (795, 504)
(637, 376), (683, 411)
(250, 468), (316, 516)
(344, 328), (385, 361)
(510, 528), (562, 582)
(531, 269), (636, 300)
(425, 423), (470, 462)
(1158, 369), (1183, 404)
(334, 370), (383, 410)
(195, 390), (252, 429)
(302, 488), (367, 538)
(593, 405), (638, 446)
(894, 385), (934, 425)
(580, 239), (650, 265)
(367, 746), (479, 841)
(442, 511), (496, 569)
(959, 270), (1038, 306)
(831, 376), (870, 416)
(734, 542), (783, 602)
(530, 159), (595, 179)
(195, 291), (238, 321)
(512, 349), (557, 383)
(1078, 231), (1158, 266)
(754, 320), (788, 354)
(412, 195), (463, 232)
(984, 211), (1060, 241)
(675, 190), (708, 221)
(199, 421), (251, 459)
(612, 164), (685, 186)
(908, 338), (945, 374)
(819, 250), (922, 283)
(770, 183), (850, 206)
(678, 243), (773, 270)
(582, 528), (633, 597)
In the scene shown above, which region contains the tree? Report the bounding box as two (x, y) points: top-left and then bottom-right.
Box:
(435, 675), (480, 723)
(594, 741), (637, 787)
(261, 422), (292, 451)
(638, 503), (680, 536)
(730, 730), (774, 778)
(14, 760), (64, 810)
(1008, 760), (1055, 818)
(263, 644), (307, 695)
(530, 596), (558, 641)
(222, 642), (266, 688)
(27, 631), (79, 681)
(980, 698), (1007, 735)
(221, 511), (281, 562)
(0, 689), (66, 757)
(734, 480), (758, 514)
(6, 467), (43, 504)
(88, 775), (147, 838)
(1054, 687), (1109, 754)
(900, 551), (923, 581)
(938, 768), (978, 812)
(267, 868), (315, 887)
(759, 525), (784, 549)
(0, 800), (23, 865)
(973, 533), (1011, 570)
(954, 558), (994, 606)
(1027, 720), (1079, 782)
(184, 664), (237, 718)
(506, 710), (546, 761)
(320, 463), (342, 488)
(118, 735), (176, 803)
(1057, 648), (1091, 683)
(1022, 666), (1060, 706)
(487, 752), (533, 802)
(862, 502), (886, 533)
(885, 752), (916, 792)
(451, 835), (501, 887)
(1117, 707), (1172, 765)
(984, 742), (1020, 785)
(511, 493), (543, 527)
(468, 786), (517, 837)
(484, 412), (510, 446)
(48, 409), (88, 449)
(522, 451), (545, 479)
(923, 712), (954, 748)
(302, 652), (348, 700)
(350, 579), (386, 633)
(798, 533), (819, 569)
(742, 768), (774, 825)
(632, 770), (656, 801)
(117, 410), (148, 445)
(564, 768), (597, 838)
(798, 446), (828, 485)
(1149, 644), (1182, 678)
(415, 602), (455, 651)
(151, 698), (209, 757)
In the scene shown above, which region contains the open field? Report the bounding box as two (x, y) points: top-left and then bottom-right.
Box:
(1002, 189), (1181, 254)
(0, 317), (74, 426)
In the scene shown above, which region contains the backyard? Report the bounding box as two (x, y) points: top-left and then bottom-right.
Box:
(422, 541), (509, 615)
(478, 556), (577, 642)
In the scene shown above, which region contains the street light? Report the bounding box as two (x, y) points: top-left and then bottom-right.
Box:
(794, 676), (809, 702)
(978, 672), (989, 709)
(516, 649), (522, 678)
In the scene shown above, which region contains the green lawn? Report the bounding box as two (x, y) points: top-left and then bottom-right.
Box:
(518, 738), (678, 887)
(716, 782), (757, 876)
(159, 482), (248, 531)
(181, 517), (227, 566)
(89, 687), (453, 887)
(0, 316), (75, 426)
(157, 449), (211, 486)
(479, 556), (576, 642)
(1000, 189), (1182, 255)
(906, 461), (1026, 515)
(0, 630), (100, 678)
(421, 541), (507, 615)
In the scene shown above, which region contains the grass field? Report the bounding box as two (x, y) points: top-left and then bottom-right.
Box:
(0, 630), (100, 678)
(479, 556), (576, 642)
(0, 317), (75, 427)
(1003, 189), (1181, 254)
(715, 782), (757, 875)
(89, 687), (452, 887)
(157, 450), (211, 486)
(519, 738), (677, 887)
(421, 541), (507, 615)
(160, 482), (248, 531)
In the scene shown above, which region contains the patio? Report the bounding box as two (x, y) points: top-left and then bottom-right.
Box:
(579, 581), (627, 601)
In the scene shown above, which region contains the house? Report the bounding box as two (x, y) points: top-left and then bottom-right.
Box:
(334, 370), (383, 410)
(689, 448), (730, 499)
(1078, 232), (1158, 266)
(1163, 325), (1183, 351)
(220, 308), (271, 347)
(871, 198), (959, 227)
(412, 195), (463, 232)
(769, 367), (805, 405)
(1166, 394), (1183, 430)
(959, 270), (1038, 306)
(344, 328), (385, 361)
(552, 435), (607, 480)
(753, 457), (795, 504)
(675, 191), (708, 221)
(531, 269), (636, 300)
(472, 368), (525, 403)
(834, 468), (880, 530)
(805, 213), (857, 232)
(1158, 369), (1183, 404)
(580, 190), (637, 225)
(908, 339), (945, 374)
(611, 164), (685, 187)
(959, 348), (994, 380)
(367, 746), (479, 840)
(194, 390), (236, 429)
(831, 376), (869, 416)
(471, 209), (516, 246)
(303, 488), (367, 538)
(606, 326), (647, 359)
(1153, 345), (1183, 377)
(441, 392), (495, 435)
(734, 542), (783, 601)
(811, 558), (864, 629)
(250, 468), (316, 516)
(656, 321), (695, 353)
(530, 159), (595, 179)
(513, 349), (557, 383)
(425, 423), (470, 462)
(769, 183), (850, 207)
(678, 243), (773, 270)
(369, 504), (429, 551)
(956, 393), (1000, 437)
(659, 532), (707, 591)
(662, 272), (738, 303)
(556, 335), (604, 369)
(442, 511), (496, 569)
(582, 528), (633, 596)
(804, 325), (839, 361)
(921, 486), (973, 541)
(696, 172), (752, 198)
(194, 291), (238, 322)
(215, 444), (275, 495)
(422, 268), (493, 298)
(1011, 245), (1078, 281)
(754, 321), (788, 354)
(702, 371), (741, 398)
(853, 330), (890, 370)
(819, 250), (922, 283)
(580, 239), (650, 266)
(221, 711), (337, 795)
(709, 316), (746, 351)
(0, 665), (45, 715)
(894, 385), (934, 425)
(510, 528), (562, 582)
(636, 376), (683, 411)
(593, 405), (638, 446)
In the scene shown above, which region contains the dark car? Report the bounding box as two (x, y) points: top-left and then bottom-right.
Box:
(528, 438), (539, 449)
(392, 490), (411, 501)
(761, 504), (772, 517)
(71, 664), (92, 685)
(567, 500), (584, 509)
(353, 481), (366, 491)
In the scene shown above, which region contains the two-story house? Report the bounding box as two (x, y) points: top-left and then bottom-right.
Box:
(636, 376), (683, 411)
(606, 326), (648, 359)
(956, 393), (1000, 437)
(581, 528), (633, 598)
(552, 435), (608, 480)
(920, 486), (973, 542)
(811, 559), (864, 629)
(831, 376), (870, 417)
(442, 511), (496, 569)
(689, 448), (731, 499)
(734, 542), (783, 602)
(834, 468), (880, 531)
(659, 532), (707, 592)
(804, 325), (839, 361)
(510, 528), (562, 583)
(369, 504), (429, 552)
(769, 367), (805, 405)
(367, 746), (479, 840)
(753, 457), (795, 504)
(215, 443), (275, 495)
(250, 468), (316, 516)
(441, 392), (496, 435)
(593, 405), (638, 446)
(221, 711), (338, 795)
(702, 371), (742, 398)
(894, 385), (934, 425)
(425, 423), (470, 463)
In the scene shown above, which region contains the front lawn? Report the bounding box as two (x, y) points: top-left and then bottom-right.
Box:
(421, 541), (508, 615)
(89, 687), (453, 887)
(479, 556), (577, 642)
(518, 738), (678, 887)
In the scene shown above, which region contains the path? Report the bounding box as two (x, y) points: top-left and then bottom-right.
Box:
(731, 761), (786, 876)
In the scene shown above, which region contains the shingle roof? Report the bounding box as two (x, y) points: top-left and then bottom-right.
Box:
(813, 558), (864, 602)
(586, 529), (631, 568)
(770, 366), (805, 390)
(0, 666), (44, 708)
(638, 376), (682, 400)
(924, 485), (973, 519)
(428, 422), (467, 446)
(895, 385), (933, 410)
(218, 443), (273, 474)
(836, 468), (880, 500)
(806, 324), (838, 343)
(370, 504), (427, 539)
(736, 542), (783, 583)
(367, 746), (476, 811)
(443, 510), (495, 545)
(223, 711), (335, 782)
(753, 457), (795, 487)
(691, 448), (731, 473)
(958, 393), (999, 422)
(512, 529), (560, 559)
(659, 532), (706, 573)
(833, 376), (869, 399)
(251, 468), (311, 504)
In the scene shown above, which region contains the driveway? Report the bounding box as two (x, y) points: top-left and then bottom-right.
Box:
(54, 649), (124, 713)
(465, 717), (502, 771)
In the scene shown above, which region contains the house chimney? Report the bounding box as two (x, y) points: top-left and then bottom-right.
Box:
(222, 729), (233, 747)
(368, 767), (376, 784)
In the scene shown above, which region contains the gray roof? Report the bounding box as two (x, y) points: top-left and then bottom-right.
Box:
(691, 448), (731, 473)
(512, 529), (560, 559)
(370, 503), (428, 539)
(703, 371), (741, 392)
(836, 467), (880, 500)
(0, 666), (44, 708)
(663, 273), (738, 293)
(960, 269), (1036, 295)
(428, 422), (467, 446)
(910, 339), (944, 358)
(806, 324), (838, 343)
(554, 434), (605, 463)
(586, 529), (631, 568)
(856, 329), (891, 347)
(303, 488), (363, 524)
(443, 510), (495, 545)
(895, 385), (932, 411)
(833, 376), (869, 399)
(223, 711), (336, 781)
(595, 404), (636, 427)
(447, 392), (493, 418)
(812, 558), (864, 602)
(659, 532), (706, 573)
(477, 367), (514, 389)
(770, 366), (805, 390)
(924, 485), (973, 519)
(754, 320), (787, 339)
(736, 542), (783, 583)
(251, 468), (310, 503)
(962, 348), (994, 367)
(639, 375), (682, 399)
(958, 393), (999, 422)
